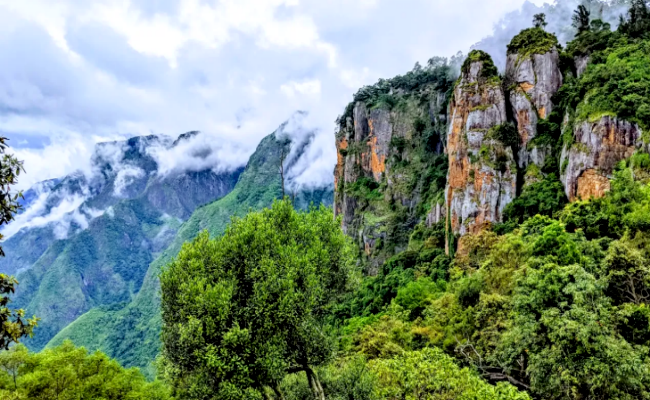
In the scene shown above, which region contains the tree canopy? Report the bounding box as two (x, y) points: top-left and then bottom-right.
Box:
(160, 200), (359, 400)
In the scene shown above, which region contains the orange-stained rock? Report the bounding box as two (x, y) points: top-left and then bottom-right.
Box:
(367, 136), (386, 181)
(445, 54), (516, 252)
(576, 169), (611, 200)
(560, 116), (641, 201)
(519, 82), (534, 92)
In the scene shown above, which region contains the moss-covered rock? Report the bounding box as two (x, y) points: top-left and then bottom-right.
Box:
(507, 27), (560, 57)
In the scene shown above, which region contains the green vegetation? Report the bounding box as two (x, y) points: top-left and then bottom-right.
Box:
(462, 50), (498, 79)
(47, 132), (333, 376)
(0, 137), (38, 351)
(160, 201), (358, 399)
(9, 3), (650, 400)
(0, 342), (170, 399)
(618, 0), (650, 40)
(337, 58), (457, 131)
(487, 123), (519, 148)
(506, 27), (559, 57)
(497, 173), (567, 231)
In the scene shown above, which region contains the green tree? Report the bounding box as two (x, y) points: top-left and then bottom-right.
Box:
(572, 5), (591, 34)
(0, 138), (37, 349)
(533, 13), (548, 29)
(370, 348), (530, 400)
(0, 345), (28, 390)
(619, 0), (650, 39)
(160, 200), (358, 400)
(0, 341), (170, 399)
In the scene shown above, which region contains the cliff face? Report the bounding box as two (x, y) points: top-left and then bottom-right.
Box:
(445, 53), (516, 240)
(560, 116), (641, 201)
(335, 27), (648, 262)
(334, 66), (452, 271)
(506, 48), (563, 173)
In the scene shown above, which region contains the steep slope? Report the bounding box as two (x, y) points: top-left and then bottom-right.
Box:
(505, 28), (563, 178)
(334, 61), (454, 273)
(47, 122), (333, 374)
(3, 133), (243, 350)
(334, 24), (650, 258)
(445, 51), (516, 244)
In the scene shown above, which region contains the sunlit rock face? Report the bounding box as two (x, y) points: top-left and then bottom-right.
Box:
(445, 54), (516, 242)
(560, 116), (641, 201)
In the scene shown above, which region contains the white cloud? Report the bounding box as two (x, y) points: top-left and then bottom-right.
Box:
(281, 79), (321, 98)
(146, 132), (252, 176)
(1, 191), (85, 239)
(113, 165), (146, 197)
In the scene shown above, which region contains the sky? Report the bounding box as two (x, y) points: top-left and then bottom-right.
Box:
(0, 0), (550, 190)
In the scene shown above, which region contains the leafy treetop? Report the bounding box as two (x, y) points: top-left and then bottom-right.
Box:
(0, 138), (37, 349)
(461, 50), (499, 79)
(507, 27), (559, 57)
(160, 200), (359, 400)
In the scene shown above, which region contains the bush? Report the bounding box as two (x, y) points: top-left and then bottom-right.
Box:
(462, 50), (498, 79)
(507, 27), (559, 57)
(370, 348), (530, 400)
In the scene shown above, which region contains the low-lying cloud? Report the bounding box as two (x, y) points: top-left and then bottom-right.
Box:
(146, 132), (252, 177)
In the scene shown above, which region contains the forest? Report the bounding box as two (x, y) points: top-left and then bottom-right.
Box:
(3, 1), (650, 399)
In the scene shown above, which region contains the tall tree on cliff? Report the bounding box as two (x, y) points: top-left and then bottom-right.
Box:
(0, 137), (38, 349)
(533, 13), (548, 29)
(572, 5), (592, 34)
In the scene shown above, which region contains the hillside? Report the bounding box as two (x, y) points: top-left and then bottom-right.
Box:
(47, 121), (333, 374)
(1, 134), (244, 350)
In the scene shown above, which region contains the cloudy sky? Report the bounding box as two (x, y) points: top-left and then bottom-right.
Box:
(0, 0), (549, 190)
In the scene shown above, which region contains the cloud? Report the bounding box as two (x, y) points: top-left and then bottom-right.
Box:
(0, 0), (555, 194)
(281, 79), (321, 98)
(113, 166), (146, 197)
(146, 131), (252, 176)
(1, 190), (86, 239)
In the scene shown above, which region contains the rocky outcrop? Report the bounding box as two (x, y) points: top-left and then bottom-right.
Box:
(506, 48), (563, 172)
(334, 74), (450, 266)
(446, 53), (517, 241)
(560, 116), (641, 201)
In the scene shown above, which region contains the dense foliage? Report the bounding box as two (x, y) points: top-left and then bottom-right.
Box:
(0, 342), (170, 399)
(462, 50), (498, 78)
(160, 200), (358, 400)
(506, 27), (559, 57)
(336, 57), (458, 131)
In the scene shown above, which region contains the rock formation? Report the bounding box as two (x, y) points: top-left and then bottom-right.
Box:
(334, 68), (451, 269)
(445, 51), (516, 240)
(505, 37), (563, 174)
(560, 116), (641, 201)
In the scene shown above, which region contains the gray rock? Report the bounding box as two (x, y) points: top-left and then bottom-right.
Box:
(560, 116), (641, 200)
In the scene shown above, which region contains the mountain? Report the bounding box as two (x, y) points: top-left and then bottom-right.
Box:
(45, 117), (333, 375)
(1, 132), (245, 350)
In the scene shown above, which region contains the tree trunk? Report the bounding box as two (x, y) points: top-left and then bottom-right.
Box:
(305, 366), (325, 400)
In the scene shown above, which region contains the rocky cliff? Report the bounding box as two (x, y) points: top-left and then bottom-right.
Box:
(505, 28), (563, 176)
(560, 116), (641, 201)
(334, 63), (453, 271)
(445, 51), (516, 243)
(335, 25), (650, 261)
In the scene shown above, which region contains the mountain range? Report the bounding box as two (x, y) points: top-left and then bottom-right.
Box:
(0, 113), (333, 374)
